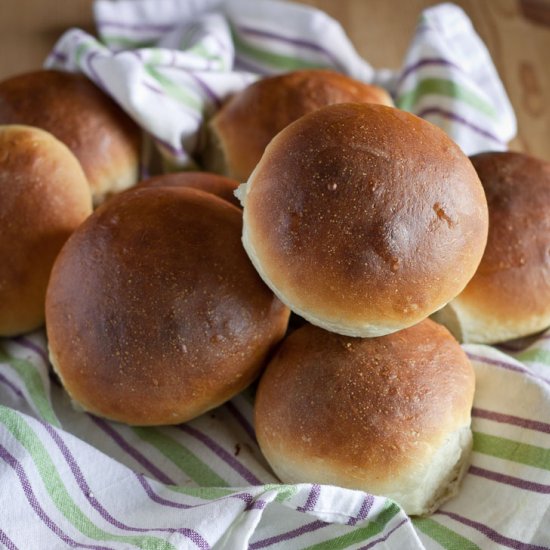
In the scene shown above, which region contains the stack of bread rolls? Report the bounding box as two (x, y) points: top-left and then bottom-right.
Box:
(4, 66), (546, 517)
(0, 68), (141, 336)
(221, 84), (487, 514)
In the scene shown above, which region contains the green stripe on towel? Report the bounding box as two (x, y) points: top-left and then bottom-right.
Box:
(101, 35), (157, 49)
(473, 432), (550, 471)
(413, 517), (481, 550)
(133, 427), (228, 486)
(232, 28), (330, 71)
(0, 349), (60, 427)
(167, 483), (297, 502)
(396, 77), (497, 118)
(144, 64), (203, 111)
(261, 483), (299, 502)
(166, 485), (235, 498)
(0, 407), (176, 550)
(515, 349), (550, 366)
(302, 502), (402, 550)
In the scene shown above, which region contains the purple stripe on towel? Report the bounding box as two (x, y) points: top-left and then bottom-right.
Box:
(416, 107), (505, 145)
(135, 473), (267, 513)
(397, 57), (461, 85)
(158, 55), (222, 107)
(142, 81), (169, 96)
(245, 498), (266, 511)
(13, 336), (50, 367)
(466, 352), (550, 386)
(184, 72), (221, 108)
(89, 416), (175, 484)
(472, 408), (550, 434)
(97, 20), (176, 33)
(0, 529), (20, 550)
(469, 465), (550, 494)
(236, 25), (342, 68)
(0, 444), (113, 550)
(0, 372), (25, 399)
(234, 56), (270, 75)
(48, 49), (68, 64)
(135, 473), (192, 510)
(154, 136), (189, 159)
(85, 51), (109, 94)
(233, 492), (268, 510)
(397, 57), (464, 86)
(178, 424), (262, 485)
(437, 509), (549, 550)
(296, 484), (321, 512)
(348, 495), (375, 526)
(42, 422), (211, 549)
(127, 49), (144, 62)
(360, 518), (409, 550)
(249, 520), (328, 549)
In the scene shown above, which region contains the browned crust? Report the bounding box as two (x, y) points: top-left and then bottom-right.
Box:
(243, 103), (488, 336)
(0, 70), (141, 201)
(0, 125), (92, 336)
(137, 171), (240, 208)
(45, 187), (289, 425)
(208, 69), (393, 181)
(449, 151), (550, 342)
(255, 319), (474, 490)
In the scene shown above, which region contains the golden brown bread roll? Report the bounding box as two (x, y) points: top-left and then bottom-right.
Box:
(433, 151), (550, 343)
(45, 186), (290, 426)
(0, 125), (92, 336)
(239, 103), (489, 337)
(255, 320), (475, 516)
(137, 171), (240, 208)
(203, 69), (393, 181)
(0, 69), (141, 204)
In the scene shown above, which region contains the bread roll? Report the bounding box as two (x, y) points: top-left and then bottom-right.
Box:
(46, 187), (289, 426)
(204, 69), (393, 181)
(255, 320), (475, 516)
(239, 103), (489, 337)
(137, 171), (240, 207)
(0, 125), (92, 336)
(433, 151), (550, 343)
(0, 69), (141, 204)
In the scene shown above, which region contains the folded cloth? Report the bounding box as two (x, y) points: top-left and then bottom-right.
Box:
(2, 330), (550, 549)
(45, 0), (515, 169)
(2, 2), (546, 550)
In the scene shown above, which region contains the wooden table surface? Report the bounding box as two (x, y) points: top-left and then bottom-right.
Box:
(1, 0), (549, 160)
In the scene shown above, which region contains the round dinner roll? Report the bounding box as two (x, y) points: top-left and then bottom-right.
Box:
(433, 152), (550, 344)
(0, 125), (92, 336)
(255, 320), (475, 516)
(239, 103), (489, 337)
(203, 69), (393, 181)
(46, 187), (290, 426)
(0, 69), (141, 204)
(137, 171), (240, 208)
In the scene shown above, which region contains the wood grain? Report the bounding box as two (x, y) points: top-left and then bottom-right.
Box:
(296, 0), (550, 161)
(1, 0), (549, 160)
(0, 0), (94, 77)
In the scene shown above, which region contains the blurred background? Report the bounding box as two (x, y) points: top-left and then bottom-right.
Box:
(1, 0), (548, 160)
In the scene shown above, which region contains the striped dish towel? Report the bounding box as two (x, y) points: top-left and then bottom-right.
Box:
(2, 1), (545, 549)
(44, 0), (515, 168)
(2, 331), (550, 548)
